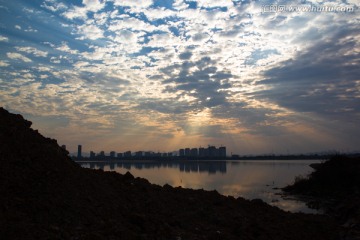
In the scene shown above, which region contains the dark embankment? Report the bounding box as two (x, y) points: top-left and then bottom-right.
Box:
(0, 107), (340, 240)
(284, 155), (360, 238)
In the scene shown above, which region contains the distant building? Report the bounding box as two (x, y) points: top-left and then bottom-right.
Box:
(77, 145), (82, 159)
(208, 146), (217, 157)
(179, 149), (185, 156)
(90, 151), (96, 159)
(199, 147), (205, 157)
(178, 145), (227, 158)
(135, 151), (143, 157)
(124, 151), (132, 157)
(190, 148), (198, 157)
(219, 146), (226, 158)
(110, 151), (116, 158)
(185, 148), (191, 156)
(117, 153), (123, 158)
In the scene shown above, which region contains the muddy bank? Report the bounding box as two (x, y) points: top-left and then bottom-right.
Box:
(283, 155), (360, 239)
(0, 107), (339, 239)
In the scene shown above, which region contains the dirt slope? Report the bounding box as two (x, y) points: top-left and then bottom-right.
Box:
(0, 107), (339, 240)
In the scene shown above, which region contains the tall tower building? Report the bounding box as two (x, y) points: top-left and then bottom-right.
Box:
(77, 145), (82, 159)
(219, 146), (227, 158)
(185, 148), (191, 156)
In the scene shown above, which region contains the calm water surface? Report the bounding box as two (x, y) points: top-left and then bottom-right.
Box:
(79, 159), (322, 213)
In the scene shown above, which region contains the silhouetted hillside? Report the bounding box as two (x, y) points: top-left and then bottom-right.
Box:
(0, 107), (340, 240)
(284, 155), (360, 197)
(284, 155), (360, 238)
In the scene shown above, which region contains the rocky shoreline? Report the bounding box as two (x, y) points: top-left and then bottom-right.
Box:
(283, 155), (360, 239)
(0, 107), (341, 239)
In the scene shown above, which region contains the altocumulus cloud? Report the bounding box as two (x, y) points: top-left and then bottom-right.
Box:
(0, 0), (359, 154)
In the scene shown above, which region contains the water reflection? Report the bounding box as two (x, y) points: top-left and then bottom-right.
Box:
(79, 160), (320, 214)
(86, 160), (227, 174)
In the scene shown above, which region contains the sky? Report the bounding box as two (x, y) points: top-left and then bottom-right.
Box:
(0, 0), (359, 155)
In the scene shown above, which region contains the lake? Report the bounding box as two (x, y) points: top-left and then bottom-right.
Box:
(78, 159), (322, 213)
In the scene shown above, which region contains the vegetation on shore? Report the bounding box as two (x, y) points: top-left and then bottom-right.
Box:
(283, 155), (360, 238)
(284, 155), (360, 197)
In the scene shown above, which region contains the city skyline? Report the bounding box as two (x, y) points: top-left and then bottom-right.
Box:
(74, 144), (227, 158)
(1, 0), (359, 155)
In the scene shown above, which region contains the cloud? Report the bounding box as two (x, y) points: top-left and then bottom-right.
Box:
(0, 35), (9, 42)
(162, 56), (234, 108)
(256, 25), (360, 119)
(142, 7), (177, 21)
(6, 52), (32, 62)
(62, 0), (105, 19)
(15, 47), (48, 57)
(179, 51), (193, 60)
(108, 16), (158, 32)
(77, 22), (104, 40)
(112, 0), (153, 10)
(1, 0), (360, 153)
(63, 6), (87, 19)
(56, 42), (79, 55)
(196, 0), (234, 8)
(82, 0), (105, 12)
(0, 61), (10, 67)
(24, 27), (38, 33)
(41, 0), (67, 12)
(172, 0), (190, 11)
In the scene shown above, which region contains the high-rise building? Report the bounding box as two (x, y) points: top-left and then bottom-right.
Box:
(77, 145), (82, 159)
(124, 151), (132, 157)
(110, 151), (116, 158)
(219, 146), (226, 158)
(135, 151), (143, 157)
(199, 147), (205, 157)
(179, 149), (185, 156)
(208, 146), (217, 157)
(185, 148), (191, 156)
(190, 148), (198, 156)
(90, 151), (95, 159)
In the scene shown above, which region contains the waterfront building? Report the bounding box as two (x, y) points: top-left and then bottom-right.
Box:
(135, 151), (143, 157)
(199, 147), (205, 157)
(185, 148), (191, 156)
(77, 145), (82, 159)
(219, 146), (227, 158)
(190, 148), (198, 157)
(208, 146), (217, 157)
(124, 151), (132, 157)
